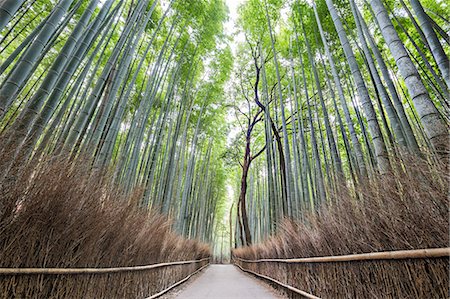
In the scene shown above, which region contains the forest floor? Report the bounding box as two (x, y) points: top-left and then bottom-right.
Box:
(163, 264), (284, 299)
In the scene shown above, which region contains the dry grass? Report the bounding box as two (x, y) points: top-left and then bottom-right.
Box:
(233, 156), (449, 298)
(0, 154), (210, 298)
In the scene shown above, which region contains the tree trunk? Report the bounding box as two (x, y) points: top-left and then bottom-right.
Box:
(0, 0), (74, 117)
(313, 3), (368, 179)
(0, 0), (26, 32)
(239, 136), (252, 246)
(326, 0), (391, 173)
(370, 0), (449, 162)
(356, 5), (420, 153)
(409, 0), (450, 87)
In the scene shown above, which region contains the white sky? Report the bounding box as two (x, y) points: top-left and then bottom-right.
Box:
(221, 1), (247, 241)
(224, 0), (245, 33)
(224, 0), (247, 52)
(224, 0), (247, 147)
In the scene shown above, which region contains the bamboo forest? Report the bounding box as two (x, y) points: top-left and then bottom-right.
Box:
(0, 0), (448, 298)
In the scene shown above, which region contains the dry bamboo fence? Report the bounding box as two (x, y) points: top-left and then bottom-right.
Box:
(234, 262), (320, 299)
(145, 262), (209, 299)
(0, 257), (209, 298)
(233, 248), (450, 298)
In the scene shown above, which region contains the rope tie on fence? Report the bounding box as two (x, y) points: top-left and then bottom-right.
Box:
(0, 257), (210, 275)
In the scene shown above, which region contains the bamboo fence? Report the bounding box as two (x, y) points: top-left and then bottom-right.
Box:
(233, 247), (450, 298)
(0, 258), (210, 298)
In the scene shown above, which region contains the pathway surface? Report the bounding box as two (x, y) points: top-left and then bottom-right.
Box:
(173, 264), (281, 299)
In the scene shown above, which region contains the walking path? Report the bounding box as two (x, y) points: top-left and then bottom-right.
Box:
(173, 264), (281, 299)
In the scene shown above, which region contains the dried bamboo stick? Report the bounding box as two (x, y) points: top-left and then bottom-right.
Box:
(235, 247), (450, 263)
(0, 258), (210, 275)
(234, 262), (321, 299)
(145, 262), (209, 299)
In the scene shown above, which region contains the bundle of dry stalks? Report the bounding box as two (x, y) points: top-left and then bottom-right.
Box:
(233, 156), (449, 298)
(0, 154), (209, 298)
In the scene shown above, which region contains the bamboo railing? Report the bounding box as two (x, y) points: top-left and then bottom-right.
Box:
(0, 257), (210, 298)
(234, 247), (450, 264)
(233, 247), (450, 299)
(234, 262), (320, 299)
(0, 257), (210, 275)
(145, 262), (209, 299)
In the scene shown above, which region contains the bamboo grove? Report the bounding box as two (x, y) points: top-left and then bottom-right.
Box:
(0, 0), (233, 243)
(227, 0), (448, 247)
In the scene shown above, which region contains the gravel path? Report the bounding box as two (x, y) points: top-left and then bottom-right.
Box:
(171, 264), (282, 299)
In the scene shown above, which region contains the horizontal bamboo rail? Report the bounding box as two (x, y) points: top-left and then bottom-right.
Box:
(145, 263), (209, 299)
(0, 257), (210, 275)
(234, 261), (320, 299)
(234, 247), (450, 264)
